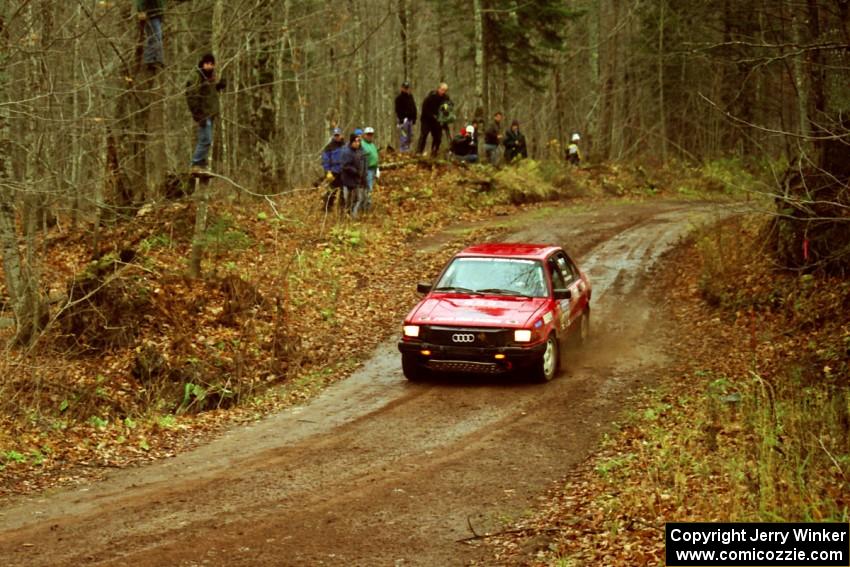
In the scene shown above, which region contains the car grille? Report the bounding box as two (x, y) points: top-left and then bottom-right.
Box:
(426, 360), (506, 374)
(421, 326), (513, 347)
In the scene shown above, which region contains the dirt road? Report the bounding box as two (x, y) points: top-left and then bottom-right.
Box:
(0, 201), (726, 566)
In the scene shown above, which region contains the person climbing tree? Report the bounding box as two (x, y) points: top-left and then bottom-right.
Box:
(185, 53), (226, 175)
(135, 0), (165, 69)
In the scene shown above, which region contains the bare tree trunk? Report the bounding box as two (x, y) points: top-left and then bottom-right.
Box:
(472, 0), (485, 118)
(398, 0), (410, 80)
(408, 0), (417, 80)
(289, 34), (308, 184)
(598, 0), (620, 159)
(212, 0), (227, 175)
(553, 60), (564, 149)
(70, 5), (83, 229)
(437, 8), (446, 81)
(0, 78), (44, 344)
(789, 1), (811, 154)
(657, 0), (668, 163)
(351, 0), (366, 124)
(189, 177), (210, 278)
(275, 2), (290, 186)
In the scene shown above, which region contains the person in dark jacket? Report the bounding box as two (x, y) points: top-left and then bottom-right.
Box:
(503, 119), (528, 163)
(136, 0), (165, 68)
(186, 53), (226, 174)
(321, 128), (346, 211)
(484, 111), (504, 165)
(450, 127), (478, 164)
(395, 81), (416, 153)
(416, 82), (449, 156)
(340, 134), (366, 217)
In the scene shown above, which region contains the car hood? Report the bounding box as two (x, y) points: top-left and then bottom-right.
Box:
(408, 294), (548, 328)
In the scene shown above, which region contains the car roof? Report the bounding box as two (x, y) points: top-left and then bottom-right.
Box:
(455, 243), (561, 261)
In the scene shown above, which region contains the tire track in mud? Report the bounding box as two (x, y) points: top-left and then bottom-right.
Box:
(0, 201), (729, 567)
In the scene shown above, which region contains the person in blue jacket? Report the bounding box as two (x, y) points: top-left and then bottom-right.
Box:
(321, 128), (346, 211)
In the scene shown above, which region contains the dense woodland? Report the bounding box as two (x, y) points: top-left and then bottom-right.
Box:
(0, 0), (848, 344)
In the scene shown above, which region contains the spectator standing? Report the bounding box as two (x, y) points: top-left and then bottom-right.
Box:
(136, 0), (165, 68)
(484, 111), (504, 165)
(416, 83), (449, 156)
(503, 119), (528, 163)
(185, 53), (226, 174)
(361, 126), (380, 212)
(394, 81), (417, 153)
(321, 127), (345, 211)
(340, 133), (366, 218)
(566, 132), (582, 165)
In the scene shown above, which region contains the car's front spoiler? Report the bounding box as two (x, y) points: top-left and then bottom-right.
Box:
(398, 339), (546, 373)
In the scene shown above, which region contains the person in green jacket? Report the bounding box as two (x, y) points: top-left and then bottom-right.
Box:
(360, 126), (380, 213)
(135, 0), (165, 68)
(185, 53), (226, 174)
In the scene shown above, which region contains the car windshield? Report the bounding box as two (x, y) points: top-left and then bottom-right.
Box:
(434, 257), (547, 297)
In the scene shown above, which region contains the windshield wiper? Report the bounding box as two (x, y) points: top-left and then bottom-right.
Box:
(477, 288), (532, 298)
(433, 286), (481, 295)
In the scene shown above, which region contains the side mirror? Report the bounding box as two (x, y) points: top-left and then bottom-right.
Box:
(553, 288), (572, 300)
(417, 282), (432, 294)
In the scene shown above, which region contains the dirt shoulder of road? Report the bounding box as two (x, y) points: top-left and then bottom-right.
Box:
(480, 216), (850, 566)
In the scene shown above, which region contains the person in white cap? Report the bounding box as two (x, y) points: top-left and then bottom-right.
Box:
(359, 127), (380, 214)
(567, 132), (582, 165)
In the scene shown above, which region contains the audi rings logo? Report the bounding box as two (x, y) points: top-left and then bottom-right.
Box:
(452, 333), (475, 343)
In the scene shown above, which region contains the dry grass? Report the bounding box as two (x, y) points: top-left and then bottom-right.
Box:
(484, 215), (850, 565)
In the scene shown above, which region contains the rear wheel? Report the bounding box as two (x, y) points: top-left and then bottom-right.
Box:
(402, 354), (429, 382)
(531, 334), (559, 382)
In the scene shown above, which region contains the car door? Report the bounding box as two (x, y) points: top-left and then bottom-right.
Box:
(555, 252), (586, 333)
(547, 255), (571, 335)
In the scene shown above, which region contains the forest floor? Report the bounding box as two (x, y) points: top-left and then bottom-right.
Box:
(0, 156), (741, 497)
(3, 157), (844, 566)
(480, 215), (850, 565)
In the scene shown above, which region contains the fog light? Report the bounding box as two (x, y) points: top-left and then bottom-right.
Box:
(494, 353), (506, 360)
(421, 350), (432, 356)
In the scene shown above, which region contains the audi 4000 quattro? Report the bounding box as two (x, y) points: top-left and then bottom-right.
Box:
(398, 243), (591, 382)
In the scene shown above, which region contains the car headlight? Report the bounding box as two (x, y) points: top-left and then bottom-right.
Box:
(403, 325), (420, 338)
(514, 329), (532, 342)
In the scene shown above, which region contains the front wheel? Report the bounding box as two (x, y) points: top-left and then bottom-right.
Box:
(531, 334), (559, 382)
(402, 354), (430, 382)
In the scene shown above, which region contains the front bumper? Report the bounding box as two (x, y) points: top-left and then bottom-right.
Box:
(398, 339), (546, 374)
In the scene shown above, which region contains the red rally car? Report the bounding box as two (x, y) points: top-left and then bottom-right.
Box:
(398, 243), (591, 382)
